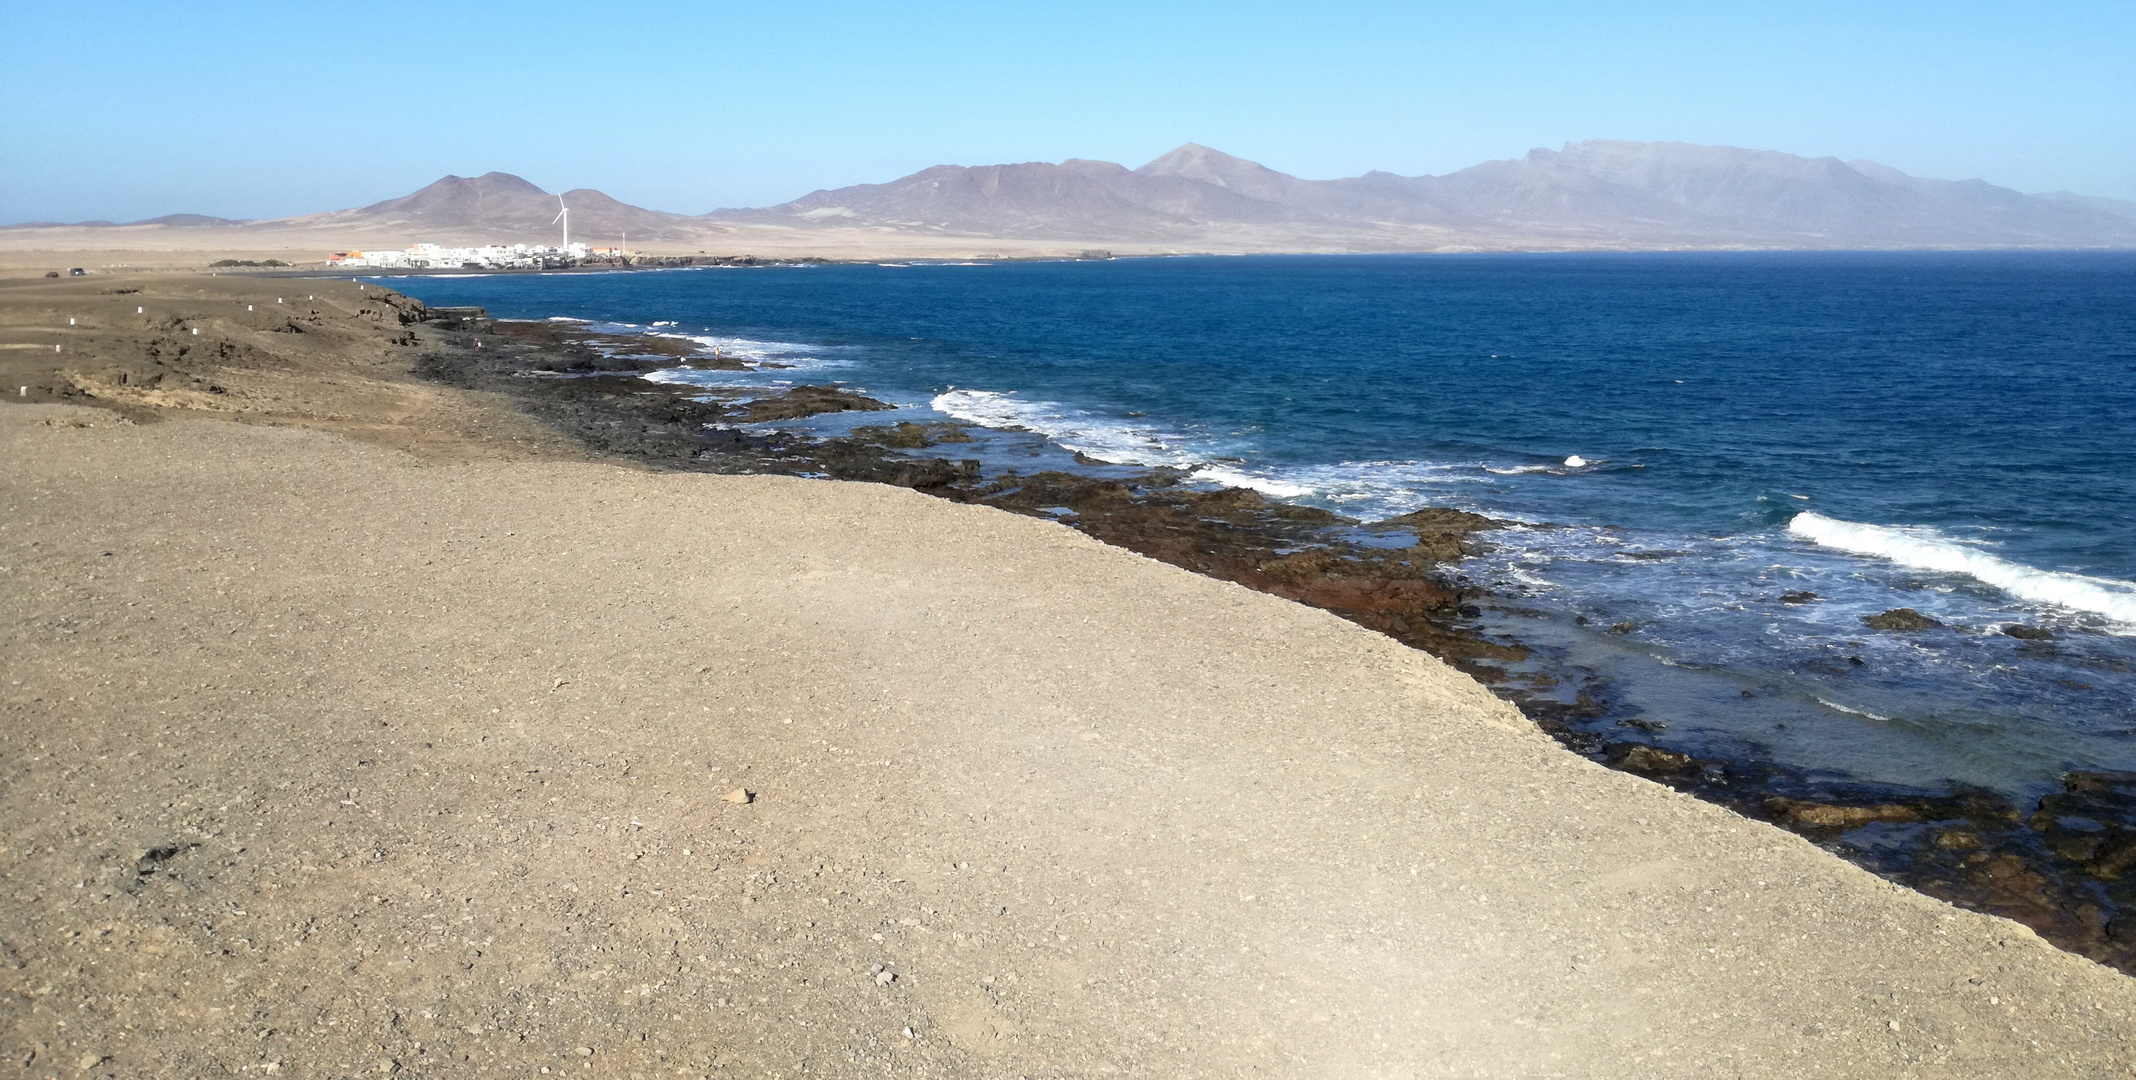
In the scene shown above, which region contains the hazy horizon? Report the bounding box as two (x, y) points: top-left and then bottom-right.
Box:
(3, 1), (2131, 222)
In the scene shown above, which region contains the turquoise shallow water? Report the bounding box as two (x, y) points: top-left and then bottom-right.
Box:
(388, 251), (2136, 800)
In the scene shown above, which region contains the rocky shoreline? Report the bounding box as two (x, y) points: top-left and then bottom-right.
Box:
(413, 308), (2136, 975)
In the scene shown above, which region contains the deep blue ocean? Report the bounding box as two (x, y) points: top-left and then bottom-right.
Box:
(387, 252), (2136, 802)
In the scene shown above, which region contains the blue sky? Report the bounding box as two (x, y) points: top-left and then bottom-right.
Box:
(2, 0), (2130, 221)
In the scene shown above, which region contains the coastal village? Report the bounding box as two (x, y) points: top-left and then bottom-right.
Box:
(328, 195), (625, 269)
(327, 241), (603, 270)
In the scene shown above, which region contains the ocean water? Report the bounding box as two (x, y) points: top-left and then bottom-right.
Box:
(387, 252), (2136, 803)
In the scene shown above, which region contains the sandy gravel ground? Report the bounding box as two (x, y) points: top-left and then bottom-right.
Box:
(0, 273), (571, 462)
(4, 399), (2135, 1080)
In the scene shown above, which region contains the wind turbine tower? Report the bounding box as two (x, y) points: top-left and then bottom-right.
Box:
(552, 195), (570, 251)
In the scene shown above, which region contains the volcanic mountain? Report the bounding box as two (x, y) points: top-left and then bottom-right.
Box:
(11, 144), (2136, 252)
(722, 141), (2136, 248)
(283, 172), (704, 244)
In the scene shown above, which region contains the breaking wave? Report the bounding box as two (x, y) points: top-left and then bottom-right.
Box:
(930, 390), (1504, 516)
(931, 389), (1206, 470)
(1788, 512), (2136, 626)
(653, 333), (845, 365)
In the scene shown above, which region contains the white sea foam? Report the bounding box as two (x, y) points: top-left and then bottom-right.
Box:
(653, 333), (823, 361)
(1484, 464), (1554, 475)
(629, 333), (856, 377)
(932, 390), (1205, 469)
(1191, 464), (1313, 498)
(1788, 512), (2136, 626)
(1813, 696), (1897, 722)
(933, 388), (1513, 518)
(1271, 460), (1498, 519)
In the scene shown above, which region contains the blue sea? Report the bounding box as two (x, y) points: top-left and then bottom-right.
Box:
(387, 252), (2136, 804)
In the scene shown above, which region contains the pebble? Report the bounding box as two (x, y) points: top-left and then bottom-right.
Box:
(722, 788), (753, 804)
(576, 1046), (594, 1057)
(876, 970), (897, 985)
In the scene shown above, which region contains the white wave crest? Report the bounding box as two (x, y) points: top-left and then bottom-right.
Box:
(1192, 464), (1313, 498)
(931, 390), (1204, 470)
(1788, 512), (2136, 626)
(648, 333), (833, 363)
(1813, 696), (1896, 722)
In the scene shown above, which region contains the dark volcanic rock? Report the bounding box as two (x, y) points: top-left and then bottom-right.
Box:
(739, 386), (896, 422)
(850, 421), (974, 448)
(2004, 624), (2054, 641)
(1863, 607), (1943, 631)
(1779, 591), (1820, 604)
(1764, 797), (1920, 829)
(2033, 772), (2136, 881)
(1374, 506), (1504, 561)
(972, 470), (1515, 667)
(1375, 507), (1502, 532)
(1610, 743), (1697, 775)
(816, 439), (979, 491)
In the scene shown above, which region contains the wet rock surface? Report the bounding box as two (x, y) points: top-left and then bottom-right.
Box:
(414, 314), (2136, 976)
(1864, 607), (1944, 631)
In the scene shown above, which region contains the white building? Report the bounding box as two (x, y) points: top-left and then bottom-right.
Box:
(328, 242), (590, 270)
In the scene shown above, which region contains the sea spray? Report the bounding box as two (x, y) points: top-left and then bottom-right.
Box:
(1788, 512), (2136, 626)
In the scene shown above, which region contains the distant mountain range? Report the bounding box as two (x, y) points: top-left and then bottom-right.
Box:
(727, 141), (2136, 248)
(12, 141), (2136, 252)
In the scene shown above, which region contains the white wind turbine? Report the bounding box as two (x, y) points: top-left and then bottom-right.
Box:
(552, 195), (570, 251)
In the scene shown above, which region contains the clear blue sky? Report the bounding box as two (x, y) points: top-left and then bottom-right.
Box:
(3, 0), (2131, 222)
